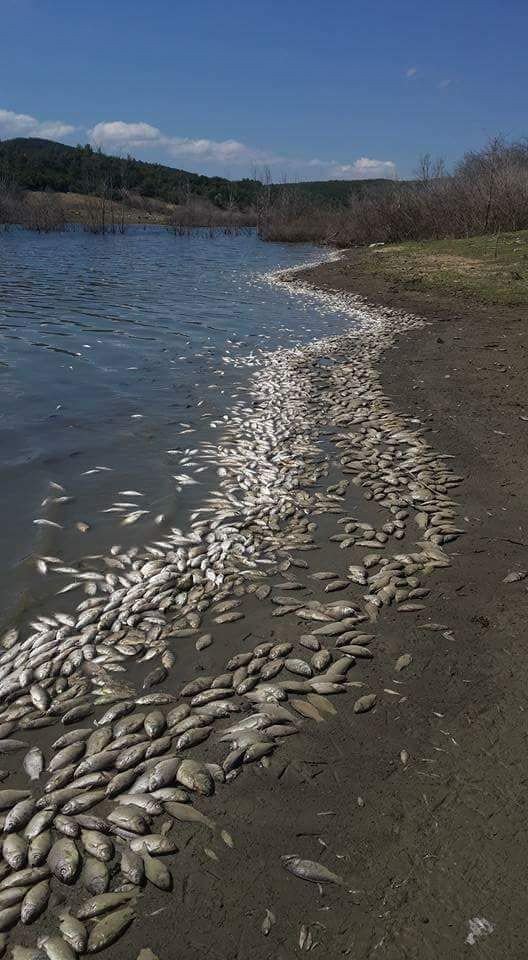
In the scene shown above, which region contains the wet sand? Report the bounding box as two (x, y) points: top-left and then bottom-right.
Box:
(1, 249), (526, 959)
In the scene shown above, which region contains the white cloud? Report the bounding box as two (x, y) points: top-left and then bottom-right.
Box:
(0, 108), (75, 140)
(88, 120), (262, 167)
(88, 118), (396, 181)
(0, 108), (396, 182)
(89, 121), (165, 150)
(313, 157), (397, 179)
(406, 67), (418, 78)
(438, 78), (454, 89)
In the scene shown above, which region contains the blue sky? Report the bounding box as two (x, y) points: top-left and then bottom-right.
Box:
(0, 0), (526, 181)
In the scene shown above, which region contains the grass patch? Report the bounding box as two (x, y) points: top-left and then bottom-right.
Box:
(361, 230), (528, 305)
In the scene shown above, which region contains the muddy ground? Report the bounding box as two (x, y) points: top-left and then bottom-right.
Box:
(266, 251), (528, 959)
(6, 252), (528, 960)
(117, 264), (528, 959)
(107, 261), (528, 960)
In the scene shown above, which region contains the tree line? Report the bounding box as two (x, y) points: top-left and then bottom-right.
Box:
(257, 137), (528, 245)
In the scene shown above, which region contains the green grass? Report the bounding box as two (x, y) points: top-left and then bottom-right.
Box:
(362, 230), (528, 305)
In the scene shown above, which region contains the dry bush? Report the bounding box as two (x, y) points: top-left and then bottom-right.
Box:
(168, 197), (255, 235)
(0, 185), (66, 231)
(259, 137), (528, 246)
(21, 191), (66, 232)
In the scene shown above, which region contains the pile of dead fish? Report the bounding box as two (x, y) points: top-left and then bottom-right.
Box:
(0, 293), (464, 957)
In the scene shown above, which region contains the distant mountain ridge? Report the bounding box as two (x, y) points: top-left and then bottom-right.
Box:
(0, 137), (395, 211)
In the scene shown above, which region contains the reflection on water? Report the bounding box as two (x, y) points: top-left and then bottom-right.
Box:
(0, 227), (353, 626)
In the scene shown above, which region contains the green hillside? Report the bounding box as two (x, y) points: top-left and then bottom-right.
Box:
(0, 137), (259, 209)
(0, 137), (395, 212)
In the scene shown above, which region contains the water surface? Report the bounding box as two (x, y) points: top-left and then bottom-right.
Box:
(0, 226), (357, 626)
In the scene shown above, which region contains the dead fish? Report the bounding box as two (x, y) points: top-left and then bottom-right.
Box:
(262, 908), (276, 936)
(142, 667), (167, 689)
(38, 935), (77, 960)
(107, 805), (149, 835)
(307, 693), (336, 716)
(290, 699), (325, 723)
(395, 653), (413, 672)
(244, 741), (274, 763)
(21, 879), (49, 924)
(4, 798), (36, 833)
(12, 946), (47, 960)
(0, 790), (31, 811)
(324, 580), (350, 592)
(48, 837), (79, 884)
(214, 611), (244, 624)
(311, 649), (332, 671)
(220, 829), (234, 848)
(130, 834), (177, 856)
(0, 888), (27, 909)
(3, 834), (28, 870)
(82, 857), (109, 895)
(81, 831), (114, 862)
(136, 693), (176, 706)
(0, 904), (21, 931)
(175, 728), (211, 751)
(0, 740), (28, 755)
(120, 847), (145, 886)
(24, 805), (55, 840)
(28, 831), (53, 866)
(29, 684), (50, 712)
(62, 789), (106, 815)
(255, 584), (271, 600)
(23, 747), (45, 781)
(59, 912), (88, 953)
(142, 851), (171, 890)
(121, 511), (149, 526)
(0, 866), (50, 889)
(77, 890), (136, 920)
(144, 711), (166, 739)
(285, 658), (312, 678)
(195, 634), (213, 651)
(86, 906), (135, 953)
(338, 644), (373, 659)
(177, 759), (214, 796)
(164, 802), (215, 831)
(281, 855), (344, 885)
(503, 570), (527, 583)
(354, 694), (377, 714)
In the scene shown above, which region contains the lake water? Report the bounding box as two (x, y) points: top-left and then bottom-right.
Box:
(0, 226), (358, 629)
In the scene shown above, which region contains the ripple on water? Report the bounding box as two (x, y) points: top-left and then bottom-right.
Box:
(0, 228), (353, 628)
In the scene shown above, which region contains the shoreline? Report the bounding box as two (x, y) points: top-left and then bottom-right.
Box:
(0, 273), (473, 958)
(285, 254), (528, 956)
(0, 243), (526, 956)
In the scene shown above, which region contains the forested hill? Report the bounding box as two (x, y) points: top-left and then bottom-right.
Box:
(0, 138), (260, 209)
(0, 138), (395, 211)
